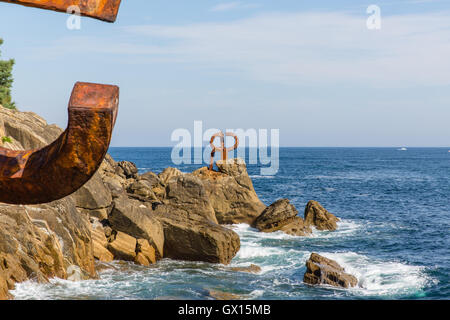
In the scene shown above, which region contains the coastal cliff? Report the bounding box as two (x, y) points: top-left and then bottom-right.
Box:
(0, 106), (345, 299)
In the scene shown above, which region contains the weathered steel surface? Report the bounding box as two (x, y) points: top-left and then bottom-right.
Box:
(0, 0), (122, 22)
(0, 82), (119, 204)
(209, 131), (239, 171)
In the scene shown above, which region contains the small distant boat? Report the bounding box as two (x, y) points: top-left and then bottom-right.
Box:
(398, 147), (408, 151)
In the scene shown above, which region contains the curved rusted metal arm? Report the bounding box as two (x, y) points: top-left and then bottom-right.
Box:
(0, 82), (119, 205)
(0, 0), (122, 22)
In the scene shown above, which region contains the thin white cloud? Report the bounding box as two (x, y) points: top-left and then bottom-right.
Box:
(210, 2), (260, 12)
(31, 10), (450, 88)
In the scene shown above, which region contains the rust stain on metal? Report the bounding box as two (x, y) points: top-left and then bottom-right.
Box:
(209, 131), (239, 171)
(0, 0), (122, 22)
(0, 82), (119, 204)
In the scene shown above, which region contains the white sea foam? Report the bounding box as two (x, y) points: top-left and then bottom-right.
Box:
(249, 289), (265, 298)
(309, 220), (361, 239)
(319, 252), (433, 297)
(10, 221), (433, 300)
(229, 223), (303, 241)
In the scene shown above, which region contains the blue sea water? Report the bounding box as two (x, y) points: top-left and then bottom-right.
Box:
(12, 148), (450, 300)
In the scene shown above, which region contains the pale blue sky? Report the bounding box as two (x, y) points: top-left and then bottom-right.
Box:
(0, 0), (449, 147)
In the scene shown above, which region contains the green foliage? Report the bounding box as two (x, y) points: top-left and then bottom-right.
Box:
(0, 38), (16, 110)
(1, 136), (12, 144)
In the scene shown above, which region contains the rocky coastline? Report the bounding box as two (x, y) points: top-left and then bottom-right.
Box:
(0, 107), (358, 300)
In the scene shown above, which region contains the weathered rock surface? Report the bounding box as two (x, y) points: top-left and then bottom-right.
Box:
(135, 239), (156, 266)
(91, 220), (114, 262)
(152, 204), (240, 265)
(109, 195), (165, 259)
(164, 174), (218, 223)
(252, 199), (340, 236)
(229, 264), (262, 274)
(253, 199), (312, 236)
(72, 173), (112, 211)
(208, 289), (244, 300)
(304, 201), (340, 231)
(303, 253), (358, 288)
(117, 161), (138, 179)
(159, 167), (182, 185)
(193, 158), (266, 224)
(0, 107), (62, 150)
(279, 217), (312, 236)
(0, 199), (97, 300)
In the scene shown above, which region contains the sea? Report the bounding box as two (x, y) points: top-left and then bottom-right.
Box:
(11, 148), (450, 300)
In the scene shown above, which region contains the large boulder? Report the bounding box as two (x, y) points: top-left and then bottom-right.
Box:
(193, 158), (266, 224)
(164, 174), (218, 223)
(253, 199), (312, 236)
(153, 204), (240, 265)
(304, 201), (340, 231)
(109, 196), (165, 259)
(72, 173), (112, 211)
(303, 253), (358, 288)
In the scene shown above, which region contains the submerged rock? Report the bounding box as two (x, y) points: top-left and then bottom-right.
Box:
(229, 264), (262, 274)
(303, 253), (358, 288)
(208, 289), (244, 300)
(304, 201), (339, 231)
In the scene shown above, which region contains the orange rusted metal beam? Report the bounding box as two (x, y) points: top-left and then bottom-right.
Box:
(0, 0), (122, 22)
(209, 131), (239, 171)
(0, 82), (119, 204)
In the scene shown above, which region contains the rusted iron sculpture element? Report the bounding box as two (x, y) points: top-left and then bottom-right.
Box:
(0, 0), (122, 204)
(0, 0), (122, 22)
(0, 82), (119, 205)
(209, 131), (239, 171)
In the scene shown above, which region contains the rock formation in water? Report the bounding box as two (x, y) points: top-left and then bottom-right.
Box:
(0, 107), (242, 299)
(303, 253), (358, 288)
(304, 200), (340, 231)
(0, 106), (343, 299)
(193, 158), (267, 225)
(252, 199), (339, 236)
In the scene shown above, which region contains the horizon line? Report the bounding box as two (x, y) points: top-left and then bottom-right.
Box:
(109, 146), (450, 148)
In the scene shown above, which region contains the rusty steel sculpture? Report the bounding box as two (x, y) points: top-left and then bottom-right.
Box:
(0, 0), (122, 22)
(0, 0), (122, 204)
(209, 131), (239, 171)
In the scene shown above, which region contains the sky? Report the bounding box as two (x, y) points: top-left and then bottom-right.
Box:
(0, 0), (449, 147)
